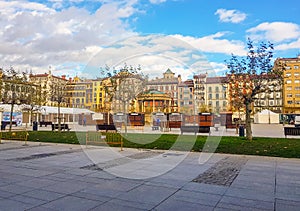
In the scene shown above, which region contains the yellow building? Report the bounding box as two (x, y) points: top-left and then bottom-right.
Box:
(91, 79), (105, 112)
(275, 56), (300, 114)
(65, 76), (93, 109)
(29, 71), (67, 107)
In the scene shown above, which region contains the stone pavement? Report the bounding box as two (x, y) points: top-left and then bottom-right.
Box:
(0, 140), (300, 210)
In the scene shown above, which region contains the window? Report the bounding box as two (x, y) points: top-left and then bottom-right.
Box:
(296, 87), (300, 90)
(295, 80), (300, 83)
(287, 86), (292, 90)
(294, 65), (299, 69)
(295, 72), (300, 77)
(216, 94), (219, 99)
(216, 101), (219, 107)
(287, 94), (293, 98)
(286, 66), (291, 70)
(286, 72), (291, 77)
(295, 94), (300, 98)
(208, 94), (212, 100)
(286, 80), (292, 84)
(215, 87), (219, 92)
(208, 101), (212, 106)
(208, 87), (212, 92)
(287, 100), (293, 104)
(269, 101), (273, 106)
(223, 101), (227, 107)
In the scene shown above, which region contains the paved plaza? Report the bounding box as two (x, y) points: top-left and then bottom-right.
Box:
(0, 137), (300, 211)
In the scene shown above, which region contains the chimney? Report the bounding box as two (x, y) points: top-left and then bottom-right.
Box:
(62, 75), (66, 80)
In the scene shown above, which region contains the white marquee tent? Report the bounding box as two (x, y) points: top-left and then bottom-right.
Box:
(254, 109), (279, 124)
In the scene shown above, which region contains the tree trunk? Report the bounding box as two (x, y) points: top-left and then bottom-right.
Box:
(9, 103), (14, 131)
(123, 102), (127, 135)
(58, 103), (61, 132)
(245, 102), (252, 141)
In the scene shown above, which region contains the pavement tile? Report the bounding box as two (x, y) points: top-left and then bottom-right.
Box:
(275, 199), (300, 211)
(71, 191), (112, 202)
(0, 198), (36, 211)
(90, 201), (147, 211)
(0, 190), (16, 199)
(8, 195), (47, 207)
(155, 198), (214, 211)
(43, 195), (101, 211)
(39, 180), (89, 194)
(0, 184), (36, 194)
(216, 202), (270, 211)
(218, 195), (274, 210)
(225, 187), (274, 202)
(105, 198), (154, 210)
(182, 182), (228, 195)
(117, 184), (177, 205)
(23, 189), (65, 202)
(172, 189), (222, 207)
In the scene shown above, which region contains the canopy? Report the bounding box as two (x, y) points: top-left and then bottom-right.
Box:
(0, 104), (95, 115)
(254, 109), (279, 124)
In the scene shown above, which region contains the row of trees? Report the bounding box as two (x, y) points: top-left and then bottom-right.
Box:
(1, 39), (285, 139)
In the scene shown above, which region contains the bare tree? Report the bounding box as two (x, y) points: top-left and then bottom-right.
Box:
(225, 39), (283, 141)
(100, 64), (146, 133)
(50, 81), (67, 132)
(1, 67), (32, 131)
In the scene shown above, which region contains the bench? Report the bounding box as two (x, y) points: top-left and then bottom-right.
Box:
(52, 123), (71, 131)
(96, 124), (117, 132)
(40, 121), (52, 127)
(180, 126), (210, 135)
(1, 121), (18, 130)
(0, 130), (29, 145)
(86, 131), (123, 151)
(284, 127), (300, 138)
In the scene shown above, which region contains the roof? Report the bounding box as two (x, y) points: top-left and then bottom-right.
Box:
(164, 68), (174, 74)
(206, 76), (226, 84)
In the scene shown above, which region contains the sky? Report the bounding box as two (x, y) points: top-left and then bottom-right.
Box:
(0, 0), (300, 80)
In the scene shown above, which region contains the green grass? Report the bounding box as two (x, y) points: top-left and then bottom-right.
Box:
(24, 131), (300, 158)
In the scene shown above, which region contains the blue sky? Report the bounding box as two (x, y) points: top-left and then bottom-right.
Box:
(0, 0), (299, 79)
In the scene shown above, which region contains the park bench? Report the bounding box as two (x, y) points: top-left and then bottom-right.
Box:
(52, 123), (71, 131)
(1, 121), (18, 130)
(96, 124), (117, 132)
(39, 121), (52, 127)
(0, 129), (29, 145)
(180, 125), (210, 135)
(86, 131), (123, 151)
(284, 127), (300, 138)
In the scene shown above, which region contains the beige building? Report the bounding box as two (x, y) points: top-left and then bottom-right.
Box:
(29, 71), (67, 107)
(205, 77), (227, 114)
(146, 69), (181, 112)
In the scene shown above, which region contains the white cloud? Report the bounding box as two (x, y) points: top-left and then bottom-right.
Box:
(247, 22), (300, 43)
(215, 8), (246, 23)
(149, 0), (167, 4)
(0, 0), (138, 74)
(276, 38), (300, 51)
(172, 33), (247, 56)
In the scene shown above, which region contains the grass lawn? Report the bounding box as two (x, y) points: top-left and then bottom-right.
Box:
(20, 131), (300, 158)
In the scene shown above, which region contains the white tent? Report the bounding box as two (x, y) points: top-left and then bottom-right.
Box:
(254, 109), (279, 124)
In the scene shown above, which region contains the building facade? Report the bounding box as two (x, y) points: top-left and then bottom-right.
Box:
(275, 56), (300, 114)
(205, 77), (227, 114)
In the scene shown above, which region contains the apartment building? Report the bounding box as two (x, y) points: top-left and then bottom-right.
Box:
(205, 77), (227, 114)
(178, 79), (194, 114)
(146, 69), (181, 111)
(29, 71), (67, 107)
(275, 56), (300, 114)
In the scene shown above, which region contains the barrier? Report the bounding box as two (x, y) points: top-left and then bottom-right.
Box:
(86, 131), (123, 151)
(0, 129), (29, 145)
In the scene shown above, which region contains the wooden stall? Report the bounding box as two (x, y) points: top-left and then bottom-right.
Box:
(127, 113), (145, 126)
